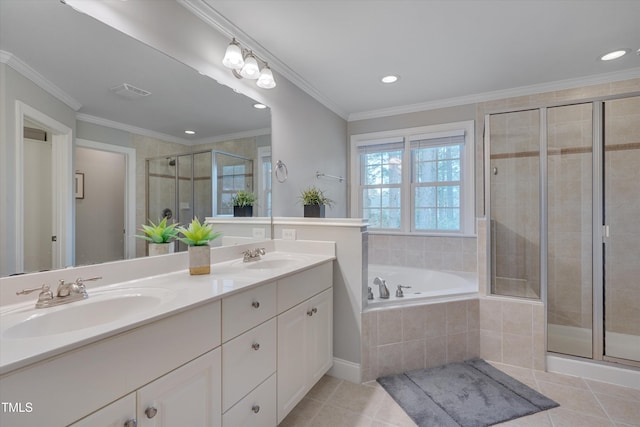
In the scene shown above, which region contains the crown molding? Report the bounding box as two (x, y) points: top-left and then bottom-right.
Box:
(0, 50), (82, 111)
(178, 0), (348, 120)
(76, 113), (193, 146)
(192, 127), (271, 146)
(349, 68), (640, 122)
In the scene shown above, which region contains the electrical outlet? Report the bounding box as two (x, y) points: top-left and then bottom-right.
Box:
(282, 229), (296, 240)
(252, 228), (266, 239)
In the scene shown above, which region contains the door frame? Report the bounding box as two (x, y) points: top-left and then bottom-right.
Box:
(76, 138), (136, 260)
(15, 101), (73, 272)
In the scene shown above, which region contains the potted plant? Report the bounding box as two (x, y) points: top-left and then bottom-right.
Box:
(177, 217), (222, 275)
(136, 217), (179, 256)
(299, 186), (333, 218)
(232, 190), (256, 217)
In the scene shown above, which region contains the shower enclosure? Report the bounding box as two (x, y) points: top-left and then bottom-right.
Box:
(486, 95), (640, 367)
(147, 150), (254, 252)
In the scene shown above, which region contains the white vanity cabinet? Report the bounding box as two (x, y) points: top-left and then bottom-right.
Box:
(70, 349), (221, 427)
(276, 264), (333, 424)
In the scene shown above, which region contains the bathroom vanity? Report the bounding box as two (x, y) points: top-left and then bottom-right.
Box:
(0, 241), (335, 427)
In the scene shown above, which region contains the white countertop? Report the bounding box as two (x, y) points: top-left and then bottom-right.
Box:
(0, 249), (334, 375)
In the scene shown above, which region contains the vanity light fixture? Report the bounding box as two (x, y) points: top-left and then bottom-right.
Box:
(600, 49), (629, 61)
(222, 38), (276, 89)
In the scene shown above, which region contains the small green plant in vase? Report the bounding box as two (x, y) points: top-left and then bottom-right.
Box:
(299, 186), (333, 218)
(177, 217), (222, 275)
(232, 190), (257, 217)
(136, 217), (179, 256)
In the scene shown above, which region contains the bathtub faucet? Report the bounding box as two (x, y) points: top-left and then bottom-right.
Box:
(396, 285), (411, 297)
(373, 277), (390, 299)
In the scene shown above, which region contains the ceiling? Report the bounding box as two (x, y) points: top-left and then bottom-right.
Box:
(0, 0), (270, 144)
(199, 0), (640, 119)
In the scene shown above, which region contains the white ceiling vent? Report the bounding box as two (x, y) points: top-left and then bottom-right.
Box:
(109, 83), (151, 99)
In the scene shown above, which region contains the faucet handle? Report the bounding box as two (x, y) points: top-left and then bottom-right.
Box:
(16, 284), (54, 303)
(395, 285), (411, 298)
(75, 276), (102, 285)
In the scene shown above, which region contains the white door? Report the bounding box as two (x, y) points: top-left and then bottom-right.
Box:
(137, 348), (222, 427)
(23, 137), (53, 273)
(277, 302), (308, 423)
(307, 288), (333, 385)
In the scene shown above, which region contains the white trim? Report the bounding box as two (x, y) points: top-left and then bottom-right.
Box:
(327, 357), (361, 384)
(350, 120), (475, 234)
(257, 145), (272, 217)
(547, 354), (640, 390)
(76, 113), (192, 146)
(348, 68), (640, 121)
(0, 50), (82, 111)
(76, 139), (136, 260)
(178, 0), (349, 120)
(15, 101), (73, 273)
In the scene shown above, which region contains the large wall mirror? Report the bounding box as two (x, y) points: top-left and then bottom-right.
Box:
(0, 0), (271, 277)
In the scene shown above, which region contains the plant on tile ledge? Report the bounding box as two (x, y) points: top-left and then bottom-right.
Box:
(136, 217), (179, 256)
(177, 217), (222, 275)
(232, 190), (257, 217)
(299, 186), (333, 218)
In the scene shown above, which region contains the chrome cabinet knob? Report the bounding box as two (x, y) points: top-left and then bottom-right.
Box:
(145, 406), (157, 419)
(252, 404), (260, 414)
(252, 301), (260, 309)
(251, 342), (260, 351)
(124, 419), (137, 427)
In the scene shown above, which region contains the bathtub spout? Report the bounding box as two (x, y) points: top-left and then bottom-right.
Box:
(373, 277), (390, 299)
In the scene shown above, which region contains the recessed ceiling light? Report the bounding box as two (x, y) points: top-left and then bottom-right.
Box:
(184, 130), (195, 135)
(600, 49), (629, 61)
(381, 75), (399, 84)
(253, 103), (267, 109)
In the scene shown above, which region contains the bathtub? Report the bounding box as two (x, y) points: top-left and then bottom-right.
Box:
(366, 264), (478, 308)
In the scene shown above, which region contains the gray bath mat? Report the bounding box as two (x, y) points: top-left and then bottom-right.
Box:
(377, 358), (559, 427)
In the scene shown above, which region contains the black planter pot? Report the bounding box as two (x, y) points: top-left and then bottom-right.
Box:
(233, 205), (253, 217)
(304, 204), (325, 218)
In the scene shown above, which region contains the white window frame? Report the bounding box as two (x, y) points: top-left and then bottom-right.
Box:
(350, 120), (475, 235)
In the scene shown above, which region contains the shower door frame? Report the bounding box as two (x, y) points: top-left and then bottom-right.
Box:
(484, 92), (640, 368)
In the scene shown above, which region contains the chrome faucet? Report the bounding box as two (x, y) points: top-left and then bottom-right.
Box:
(242, 248), (265, 262)
(16, 277), (102, 309)
(395, 284), (411, 297)
(373, 277), (390, 299)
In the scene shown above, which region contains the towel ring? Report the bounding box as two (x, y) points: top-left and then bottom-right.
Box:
(275, 160), (288, 183)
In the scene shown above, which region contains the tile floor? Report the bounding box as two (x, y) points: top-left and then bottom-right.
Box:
(279, 362), (640, 427)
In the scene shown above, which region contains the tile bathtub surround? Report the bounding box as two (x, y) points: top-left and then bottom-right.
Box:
(281, 367), (640, 427)
(368, 234), (477, 273)
(360, 298), (480, 383)
(479, 297), (545, 370)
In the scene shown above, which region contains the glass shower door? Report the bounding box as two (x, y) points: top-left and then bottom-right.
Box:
(546, 103), (593, 358)
(489, 110), (540, 299)
(604, 96), (640, 363)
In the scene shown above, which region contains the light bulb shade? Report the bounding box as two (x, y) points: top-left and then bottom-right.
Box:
(256, 65), (276, 89)
(222, 40), (244, 69)
(240, 54), (260, 79)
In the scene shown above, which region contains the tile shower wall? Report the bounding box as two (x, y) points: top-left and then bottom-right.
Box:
(360, 299), (479, 382)
(368, 234), (477, 272)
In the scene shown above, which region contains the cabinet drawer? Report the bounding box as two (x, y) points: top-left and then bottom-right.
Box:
(222, 281), (276, 342)
(277, 262), (332, 313)
(223, 374), (276, 427)
(222, 318), (276, 411)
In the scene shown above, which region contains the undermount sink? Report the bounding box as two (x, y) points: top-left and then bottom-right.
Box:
(3, 287), (174, 339)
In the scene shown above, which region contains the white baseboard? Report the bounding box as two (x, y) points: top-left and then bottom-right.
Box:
(327, 357), (361, 384)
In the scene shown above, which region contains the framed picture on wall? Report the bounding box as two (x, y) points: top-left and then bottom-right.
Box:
(75, 172), (84, 199)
